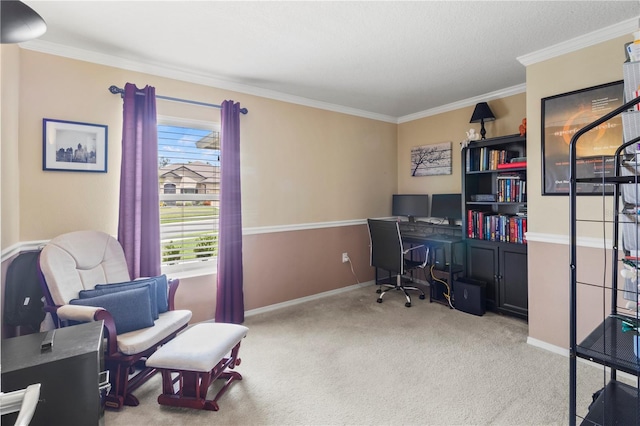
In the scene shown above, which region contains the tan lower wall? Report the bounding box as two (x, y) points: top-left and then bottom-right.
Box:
(2, 223), (373, 333)
(174, 223), (373, 323)
(528, 240), (615, 349)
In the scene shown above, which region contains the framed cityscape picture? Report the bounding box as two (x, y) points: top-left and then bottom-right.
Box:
(43, 118), (108, 172)
(541, 80), (624, 195)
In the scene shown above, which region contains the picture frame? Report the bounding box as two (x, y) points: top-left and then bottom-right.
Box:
(541, 81), (624, 195)
(43, 118), (108, 173)
(411, 141), (452, 176)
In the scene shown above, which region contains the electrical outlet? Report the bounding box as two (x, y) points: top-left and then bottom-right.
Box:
(342, 252), (349, 263)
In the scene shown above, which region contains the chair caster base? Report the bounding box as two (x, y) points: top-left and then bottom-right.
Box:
(405, 302), (411, 307)
(376, 298), (383, 303)
(419, 294), (426, 300)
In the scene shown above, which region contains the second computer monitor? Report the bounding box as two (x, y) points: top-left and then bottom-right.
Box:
(430, 193), (462, 226)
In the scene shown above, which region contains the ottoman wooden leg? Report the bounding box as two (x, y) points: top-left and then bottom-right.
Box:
(156, 342), (244, 411)
(146, 323), (248, 411)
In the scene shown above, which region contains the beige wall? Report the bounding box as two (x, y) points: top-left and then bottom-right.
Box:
(1, 45), (21, 249)
(395, 34), (632, 350)
(526, 35), (632, 348)
(526, 36), (629, 238)
(14, 50), (396, 239)
(397, 93), (526, 194)
(2, 33), (634, 346)
(1, 49), (389, 326)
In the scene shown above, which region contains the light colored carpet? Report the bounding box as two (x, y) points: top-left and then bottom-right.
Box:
(105, 284), (608, 425)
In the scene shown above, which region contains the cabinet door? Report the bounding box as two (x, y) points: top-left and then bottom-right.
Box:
(498, 244), (528, 319)
(465, 240), (498, 310)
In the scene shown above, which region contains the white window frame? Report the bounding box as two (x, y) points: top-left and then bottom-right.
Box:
(157, 116), (220, 278)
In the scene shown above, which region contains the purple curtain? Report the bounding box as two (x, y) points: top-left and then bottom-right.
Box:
(215, 100), (245, 324)
(117, 83), (161, 279)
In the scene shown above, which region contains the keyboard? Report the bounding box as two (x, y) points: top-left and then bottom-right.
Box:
(401, 230), (459, 242)
(401, 231), (430, 239)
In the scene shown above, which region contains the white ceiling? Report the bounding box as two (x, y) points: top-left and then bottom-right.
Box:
(20, 1), (640, 122)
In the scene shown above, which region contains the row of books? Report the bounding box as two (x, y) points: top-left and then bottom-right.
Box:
(466, 148), (520, 171)
(496, 173), (526, 203)
(467, 210), (528, 244)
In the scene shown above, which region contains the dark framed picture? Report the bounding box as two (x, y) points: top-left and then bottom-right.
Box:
(541, 81), (624, 195)
(43, 119), (108, 172)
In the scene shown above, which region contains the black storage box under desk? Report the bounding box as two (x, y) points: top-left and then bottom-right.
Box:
(453, 277), (486, 316)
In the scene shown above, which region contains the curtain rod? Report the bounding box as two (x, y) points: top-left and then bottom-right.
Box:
(108, 85), (248, 114)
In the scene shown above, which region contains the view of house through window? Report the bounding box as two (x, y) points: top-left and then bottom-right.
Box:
(158, 120), (220, 273)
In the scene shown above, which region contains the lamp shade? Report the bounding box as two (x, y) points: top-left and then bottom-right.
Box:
(469, 102), (496, 123)
(1, 1), (47, 44)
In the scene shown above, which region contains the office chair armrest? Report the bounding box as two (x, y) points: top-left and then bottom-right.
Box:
(403, 244), (429, 267)
(403, 244), (425, 255)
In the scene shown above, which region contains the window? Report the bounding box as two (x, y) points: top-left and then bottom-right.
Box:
(158, 119), (220, 276)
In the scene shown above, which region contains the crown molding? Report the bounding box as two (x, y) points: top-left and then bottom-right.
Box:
(397, 84), (527, 124)
(517, 16), (640, 67)
(20, 15), (639, 126)
(18, 40), (397, 124)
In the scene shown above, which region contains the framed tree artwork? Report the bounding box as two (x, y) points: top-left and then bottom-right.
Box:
(541, 81), (624, 195)
(411, 141), (452, 176)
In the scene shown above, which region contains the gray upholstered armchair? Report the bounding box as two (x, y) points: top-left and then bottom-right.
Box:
(38, 230), (192, 409)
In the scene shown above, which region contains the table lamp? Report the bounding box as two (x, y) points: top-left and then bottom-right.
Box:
(469, 102), (496, 140)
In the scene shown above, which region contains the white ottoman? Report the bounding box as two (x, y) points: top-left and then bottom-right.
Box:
(146, 322), (248, 411)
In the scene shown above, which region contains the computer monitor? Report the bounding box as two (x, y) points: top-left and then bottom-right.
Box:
(430, 193), (462, 226)
(392, 194), (429, 222)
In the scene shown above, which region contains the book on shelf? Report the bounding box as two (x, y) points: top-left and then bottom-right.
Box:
(466, 148), (522, 172)
(496, 161), (527, 169)
(496, 176), (526, 203)
(466, 210), (527, 244)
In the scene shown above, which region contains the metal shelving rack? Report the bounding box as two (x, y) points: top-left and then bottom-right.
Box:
(569, 70), (640, 424)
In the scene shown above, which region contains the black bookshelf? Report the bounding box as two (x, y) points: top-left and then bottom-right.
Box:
(462, 134), (528, 319)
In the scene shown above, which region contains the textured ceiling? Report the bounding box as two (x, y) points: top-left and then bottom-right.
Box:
(21, 1), (640, 121)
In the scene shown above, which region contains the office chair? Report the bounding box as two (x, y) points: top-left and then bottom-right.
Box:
(367, 219), (428, 307)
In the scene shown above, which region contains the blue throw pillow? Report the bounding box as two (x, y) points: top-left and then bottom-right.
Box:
(96, 275), (169, 314)
(81, 278), (158, 319)
(153, 275), (169, 313)
(70, 286), (154, 334)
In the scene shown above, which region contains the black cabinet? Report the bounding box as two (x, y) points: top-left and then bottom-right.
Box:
(462, 134), (528, 320)
(465, 239), (528, 319)
(465, 239), (498, 309)
(1, 321), (106, 426)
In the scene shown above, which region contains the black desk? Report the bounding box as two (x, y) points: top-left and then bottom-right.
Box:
(399, 223), (465, 307)
(1, 321), (106, 426)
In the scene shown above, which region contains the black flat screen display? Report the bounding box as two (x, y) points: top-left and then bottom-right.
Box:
(392, 194), (429, 222)
(430, 193), (462, 225)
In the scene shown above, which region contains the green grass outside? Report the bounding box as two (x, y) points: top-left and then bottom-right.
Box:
(160, 205), (219, 224)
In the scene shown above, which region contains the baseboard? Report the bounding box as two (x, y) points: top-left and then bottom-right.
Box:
(527, 336), (569, 357)
(245, 280), (375, 317)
